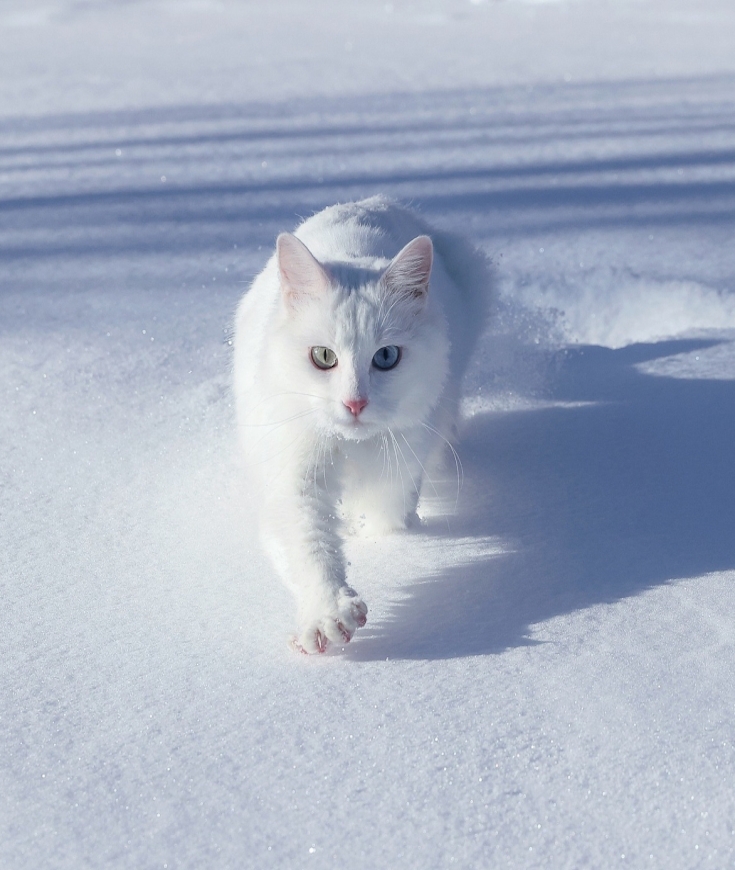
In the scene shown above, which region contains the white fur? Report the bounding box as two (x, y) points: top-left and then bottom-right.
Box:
(233, 197), (489, 654)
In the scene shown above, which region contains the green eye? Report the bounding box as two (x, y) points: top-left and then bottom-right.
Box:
(372, 345), (401, 370)
(310, 346), (338, 370)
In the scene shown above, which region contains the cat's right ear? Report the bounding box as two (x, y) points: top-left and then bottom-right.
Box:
(379, 235), (433, 304)
(276, 233), (330, 309)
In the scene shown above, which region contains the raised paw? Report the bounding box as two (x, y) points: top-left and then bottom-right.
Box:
(290, 587), (368, 655)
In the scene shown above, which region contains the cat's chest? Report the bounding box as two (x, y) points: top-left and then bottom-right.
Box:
(334, 436), (386, 482)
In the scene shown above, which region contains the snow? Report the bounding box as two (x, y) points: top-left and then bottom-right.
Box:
(2, 0), (735, 867)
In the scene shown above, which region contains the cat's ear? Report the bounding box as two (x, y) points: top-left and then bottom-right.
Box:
(380, 235), (433, 302)
(276, 233), (330, 308)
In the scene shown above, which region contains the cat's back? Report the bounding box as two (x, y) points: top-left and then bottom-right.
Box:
(297, 198), (490, 326)
(294, 196), (429, 266)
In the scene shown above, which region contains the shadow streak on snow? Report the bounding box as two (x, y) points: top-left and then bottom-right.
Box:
(2, 74), (735, 262)
(348, 338), (735, 661)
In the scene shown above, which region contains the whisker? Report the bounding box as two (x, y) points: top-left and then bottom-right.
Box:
(240, 408), (320, 428)
(387, 427), (407, 518)
(391, 430), (421, 498)
(384, 431), (394, 485)
(378, 435), (388, 481)
(312, 436), (319, 500)
(401, 431), (451, 533)
(246, 389), (334, 417)
(421, 422), (464, 512)
(322, 435), (331, 494)
(400, 432), (439, 501)
(301, 434), (320, 498)
(249, 409), (319, 451)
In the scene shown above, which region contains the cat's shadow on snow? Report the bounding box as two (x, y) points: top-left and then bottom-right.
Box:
(347, 337), (735, 661)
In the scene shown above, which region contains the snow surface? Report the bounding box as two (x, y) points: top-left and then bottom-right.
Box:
(2, 0), (735, 867)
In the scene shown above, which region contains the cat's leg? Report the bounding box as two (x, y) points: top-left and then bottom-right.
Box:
(255, 434), (367, 654)
(342, 427), (433, 536)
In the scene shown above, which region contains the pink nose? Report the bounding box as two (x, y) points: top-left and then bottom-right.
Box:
(344, 398), (368, 417)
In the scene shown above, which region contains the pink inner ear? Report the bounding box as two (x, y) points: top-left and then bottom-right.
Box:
(381, 235), (433, 299)
(276, 233), (330, 305)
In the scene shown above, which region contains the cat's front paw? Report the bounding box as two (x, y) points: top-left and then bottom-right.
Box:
(290, 587), (368, 655)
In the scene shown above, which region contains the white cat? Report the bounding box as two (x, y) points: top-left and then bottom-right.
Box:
(233, 197), (489, 654)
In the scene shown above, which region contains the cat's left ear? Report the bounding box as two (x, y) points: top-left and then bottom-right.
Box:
(276, 233), (331, 308)
(380, 235), (433, 302)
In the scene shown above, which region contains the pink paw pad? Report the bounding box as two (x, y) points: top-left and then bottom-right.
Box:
(314, 630), (327, 653)
(289, 637), (309, 655)
(289, 629), (328, 655)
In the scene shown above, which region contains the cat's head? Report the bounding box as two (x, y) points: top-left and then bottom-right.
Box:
(271, 231), (449, 441)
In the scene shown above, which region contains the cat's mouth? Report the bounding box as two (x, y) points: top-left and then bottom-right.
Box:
(332, 417), (375, 441)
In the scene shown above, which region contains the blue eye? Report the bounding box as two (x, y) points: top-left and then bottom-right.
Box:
(372, 345), (401, 370)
